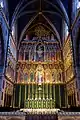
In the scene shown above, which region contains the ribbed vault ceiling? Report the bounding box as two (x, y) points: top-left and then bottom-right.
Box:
(7, 0), (70, 48)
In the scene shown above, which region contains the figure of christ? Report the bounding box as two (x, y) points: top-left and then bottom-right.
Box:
(37, 72), (43, 84)
(37, 45), (44, 61)
(39, 73), (42, 83)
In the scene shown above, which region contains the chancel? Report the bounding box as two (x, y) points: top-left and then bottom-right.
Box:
(0, 0), (80, 119)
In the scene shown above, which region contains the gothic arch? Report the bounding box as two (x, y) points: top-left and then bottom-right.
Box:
(29, 69), (34, 82)
(45, 69), (52, 82)
(11, 0), (69, 26)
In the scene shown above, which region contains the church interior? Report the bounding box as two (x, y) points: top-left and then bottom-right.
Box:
(0, 0), (80, 115)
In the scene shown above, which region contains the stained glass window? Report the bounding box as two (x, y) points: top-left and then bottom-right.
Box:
(0, 1), (4, 8)
(77, 0), (80, 9)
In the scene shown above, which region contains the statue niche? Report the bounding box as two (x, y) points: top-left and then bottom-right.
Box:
(36, 44), (44, 61)
(36, 65), (44, 84)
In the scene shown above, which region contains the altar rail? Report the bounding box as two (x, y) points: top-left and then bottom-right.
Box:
(0, 112), (25, 120)
(58, 112), (80, 120)
(0, 112), (80, 120)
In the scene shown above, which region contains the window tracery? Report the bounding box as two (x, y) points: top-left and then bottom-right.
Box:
(77, 0), (80, 9)
(0, 0), (4, 8)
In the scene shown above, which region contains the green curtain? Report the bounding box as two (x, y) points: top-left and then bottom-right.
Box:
(52, 85), (54, 99)
(60, 85), (65, 107)
(55, 85), (60, 108)
(20, 85), (25, 108)
(15, 84), (20, 107)
(26, 85), (28, 99)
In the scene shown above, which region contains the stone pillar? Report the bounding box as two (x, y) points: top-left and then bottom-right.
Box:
(76, 66), (80, 105)
(24, 50), (25, 60)
(34, 45), (36, 61)
(44, 46), (45, 61)
(29, 50), (30, 61)
(72, 0), (77, 22)
(1, 73), (5, 106)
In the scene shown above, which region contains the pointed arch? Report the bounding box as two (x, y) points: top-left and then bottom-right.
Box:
(18, 13), (61, 49)
(55, 0), (69, 26)
(11, 0), (69, 27)
(29, 69), (34, 82)
(45, 69), (52, 82)
(18, 13), (39, 50)
(23, 68), (29, 82)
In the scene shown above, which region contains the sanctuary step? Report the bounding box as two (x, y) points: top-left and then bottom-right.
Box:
(0, 112), (80, 120)
(26, 114), (58, 120)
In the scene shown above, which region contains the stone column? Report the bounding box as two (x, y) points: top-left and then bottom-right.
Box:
(29, 50), (30, 61)
(44, 46), (46, 61)
(24, 50), (25, 60)
(76, 66), (80, 105)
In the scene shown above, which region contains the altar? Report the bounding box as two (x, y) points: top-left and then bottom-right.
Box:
(24, 99), (55, 109)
